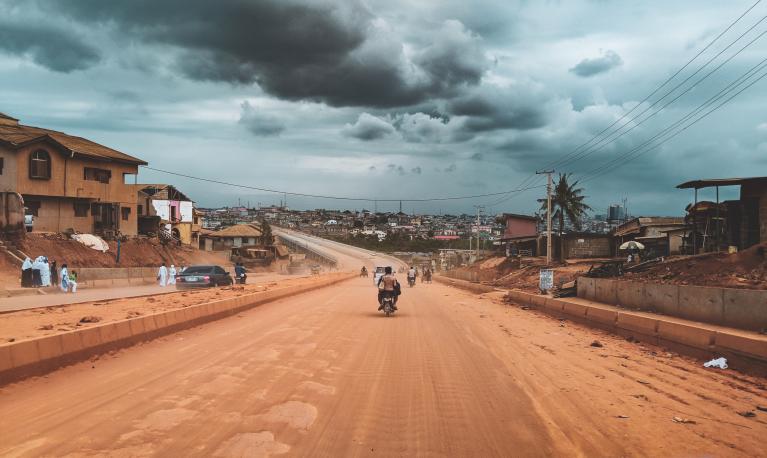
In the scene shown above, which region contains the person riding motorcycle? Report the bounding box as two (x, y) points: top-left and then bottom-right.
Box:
(377, 266), (399, 311)
(234, 262), (247, 284)
(360, 266), (368, 277)
(407, 266), (416, 286)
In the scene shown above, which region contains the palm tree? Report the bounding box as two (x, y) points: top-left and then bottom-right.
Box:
(538, 173), (592, 236)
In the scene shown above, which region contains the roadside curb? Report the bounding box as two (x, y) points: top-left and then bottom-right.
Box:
(438, 275), (767, 376)
(0, 272), (355, 386)
(434, 275), (501, 294)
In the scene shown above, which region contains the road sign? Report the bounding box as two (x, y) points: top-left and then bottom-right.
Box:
(539, 269), (553, 291)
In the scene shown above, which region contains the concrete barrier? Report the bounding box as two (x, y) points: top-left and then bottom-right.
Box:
(581, 278), (767, 332)
(0, 272), (355, 385)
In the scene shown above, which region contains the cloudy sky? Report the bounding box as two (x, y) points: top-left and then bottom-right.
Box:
(1, 0), (766, 215)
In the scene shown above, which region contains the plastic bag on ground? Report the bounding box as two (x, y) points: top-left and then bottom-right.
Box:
(703, 357), (728, 369)
(72, 234), (109, 252)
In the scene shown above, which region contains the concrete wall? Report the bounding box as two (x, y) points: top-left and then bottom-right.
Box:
(578, 277), (767, 332)
(0, 147), (17, 192)
(563, 235), (612, 259)
(0, 192), (24, 237)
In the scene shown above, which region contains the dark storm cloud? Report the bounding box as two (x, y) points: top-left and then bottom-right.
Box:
(239, 101), (285, 137)
(448, 85), (551, 132)
(387, 164), (406, 175)
(411, 166), (422, 174)
(40, 0), (488, 108)
(0, 20), (100, 72)
(569, 50), (623, 77)
(342, 113), (396, 140)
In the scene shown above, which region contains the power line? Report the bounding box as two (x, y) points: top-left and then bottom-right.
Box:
(495, 0), (763, 204)
(555, 12), (767, 171)
(580, 60), (767, 182)
(139, 165), (547, 203)
(544, 0), (763, 172)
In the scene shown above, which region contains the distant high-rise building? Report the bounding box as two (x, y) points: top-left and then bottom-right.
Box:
(608, 204), (626, 222)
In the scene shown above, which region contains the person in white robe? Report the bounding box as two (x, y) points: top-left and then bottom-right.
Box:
(168, 265), (177, 285)
(60, 264), (70, 292)
(158, 263), (168, 286)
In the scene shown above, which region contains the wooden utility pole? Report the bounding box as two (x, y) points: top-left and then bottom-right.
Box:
(537, 170), (554, 265)
(474, 205), (484, 259)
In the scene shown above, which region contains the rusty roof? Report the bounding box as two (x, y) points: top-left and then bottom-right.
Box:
(139, 184), (193, 202)
(0, 118), (147, 165)
(676, 177), (767, 189)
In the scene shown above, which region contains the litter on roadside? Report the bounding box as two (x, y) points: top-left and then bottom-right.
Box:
(672, 416), (697, 424)
(737, 411), (756, 418)
(703, 357), (728, 369)
(71, 233), (109, 252)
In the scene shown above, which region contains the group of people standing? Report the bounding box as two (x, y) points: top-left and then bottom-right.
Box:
(157, 263), (182, 287)
(21, 257), (78, 293)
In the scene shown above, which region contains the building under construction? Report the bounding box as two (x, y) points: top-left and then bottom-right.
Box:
(676, 177), (767, 253)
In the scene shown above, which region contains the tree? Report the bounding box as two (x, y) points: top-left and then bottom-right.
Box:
(538, 173), (592, 235)
(261, 218), (273, 245)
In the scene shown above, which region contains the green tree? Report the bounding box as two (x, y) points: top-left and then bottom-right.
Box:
(539, 173), (592, 235)
(261, 219), (273, 245)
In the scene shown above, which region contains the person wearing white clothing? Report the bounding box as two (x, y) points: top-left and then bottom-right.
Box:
(157, 263), (168, 287)
(60, 264), (70, 292)
(168, 265), (177, 285)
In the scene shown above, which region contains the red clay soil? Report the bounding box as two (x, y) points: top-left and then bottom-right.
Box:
(623, 242), (767, 290)
(458, 256), (590, 293)
(16, 233), (228, 268)
(0, 276), (318, 343)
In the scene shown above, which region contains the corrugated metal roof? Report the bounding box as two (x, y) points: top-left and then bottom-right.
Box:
(207, 224), (263, 238)
(676, 177), (767, 189)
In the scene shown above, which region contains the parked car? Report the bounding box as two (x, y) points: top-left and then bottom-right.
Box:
(175, 265), (233, 289)
(24, 214), (33, 232)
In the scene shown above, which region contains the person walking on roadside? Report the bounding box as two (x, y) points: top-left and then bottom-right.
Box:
(69, 270), (78, 293)
(157, 262), (168, 287)
(60, 264), (70, 292)
(168, 264), (177, 285)
(50, 260), (58, 287)
(21, 257), (33, 287)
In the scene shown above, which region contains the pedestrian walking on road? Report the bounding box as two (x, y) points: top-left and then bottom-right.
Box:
(21, 257), (33, 287)
(60, 264), (70, 292)
(157, 263), (168, 287)
(68, 271), (78, 293)
(168, 264), (177, 285)
(50, 260), (58, 287)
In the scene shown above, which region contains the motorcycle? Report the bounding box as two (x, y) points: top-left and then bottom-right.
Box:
(408, 276), (416, 287)
(380, 295), (396, 317)
(235, 273), (247, 285)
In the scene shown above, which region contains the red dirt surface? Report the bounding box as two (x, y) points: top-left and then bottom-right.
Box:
(623, 242), (767, 289)
(0, 276), (318, 342)
(16, 233), (228, 268)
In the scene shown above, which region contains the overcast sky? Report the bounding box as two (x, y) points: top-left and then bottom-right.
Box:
(1, 0), (765, 215)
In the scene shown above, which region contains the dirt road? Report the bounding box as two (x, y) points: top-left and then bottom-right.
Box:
(1, 272), (765, 456)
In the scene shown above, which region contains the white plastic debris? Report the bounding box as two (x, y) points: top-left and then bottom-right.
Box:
(72, 234), (109, 252)
(703, 357), (728, 369)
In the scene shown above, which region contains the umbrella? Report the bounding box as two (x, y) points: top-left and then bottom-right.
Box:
(619, 241), (645, 250)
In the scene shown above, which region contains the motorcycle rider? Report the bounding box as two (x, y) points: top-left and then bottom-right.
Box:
(377, 266), (399, 311)
(407, 266), (416, 285)
(234, 262), (247, 284)
(360, 266), (368, 277)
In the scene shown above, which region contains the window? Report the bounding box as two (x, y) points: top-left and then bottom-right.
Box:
(25, 201), (41, 217)
(137, 205), (143, 216)
(84, 167), (111, 183)
(0, 157), (4, 175)
(74, 201), (89, 217)
(29, 150), (51, 179)
(121, 207), (131, 221)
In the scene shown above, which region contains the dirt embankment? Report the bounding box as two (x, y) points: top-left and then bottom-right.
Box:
(455, 256), (590, 292)
(16, 233), (228, 268)
(623, 242), (767, 290)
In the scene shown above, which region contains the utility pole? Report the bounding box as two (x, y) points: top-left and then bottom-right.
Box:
(537, 170), (554, 265)
(473, 205), (484, 260)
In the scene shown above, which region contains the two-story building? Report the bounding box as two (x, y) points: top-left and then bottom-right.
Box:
(136, 184), (199, 245)
(0, 113), (147, 237)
